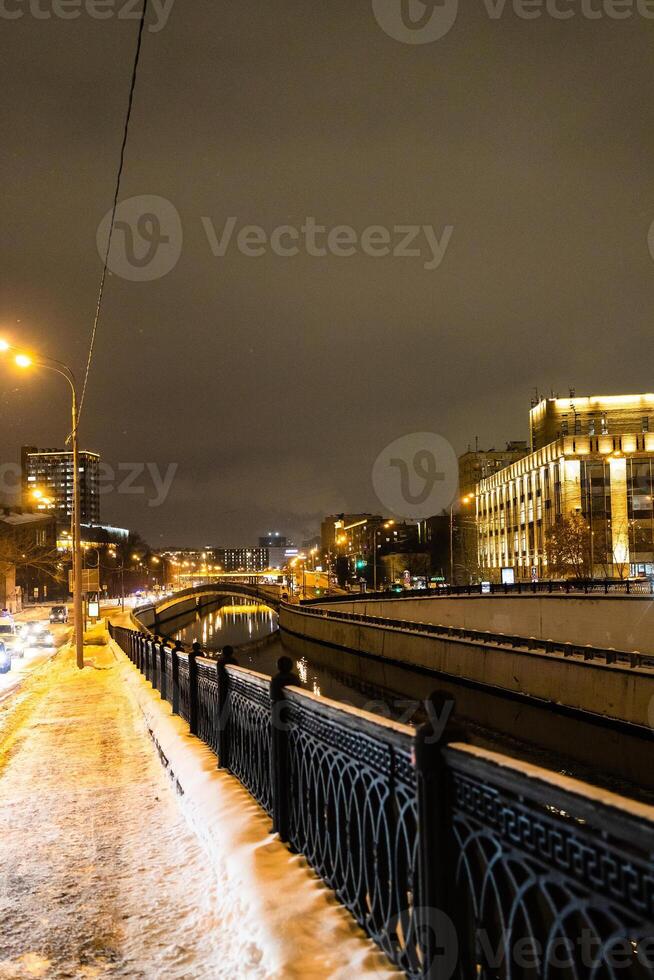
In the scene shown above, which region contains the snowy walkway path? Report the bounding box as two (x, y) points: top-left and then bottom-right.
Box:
(0, 639), (262, 979)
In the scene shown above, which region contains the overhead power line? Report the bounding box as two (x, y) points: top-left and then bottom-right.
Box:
(78, 0), (150, 422)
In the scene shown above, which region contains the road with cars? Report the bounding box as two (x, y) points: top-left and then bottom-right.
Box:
(0, 605), (69, 705)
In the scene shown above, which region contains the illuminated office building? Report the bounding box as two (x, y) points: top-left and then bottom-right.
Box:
(476, 395), (654, 580)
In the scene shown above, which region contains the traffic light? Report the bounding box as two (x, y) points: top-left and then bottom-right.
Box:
(355, 558), (367, 571)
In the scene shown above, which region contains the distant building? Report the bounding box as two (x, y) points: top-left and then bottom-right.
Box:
(56, 523), (129, 554)
(21, 446), (101, 526)
(477, 394), (654, 581)
(259, 532), (287, 548)
(222, 547), (268, 572)
(321, 514), (416, 583)
(268, 546), (297, 570)
(458, 442), (529, 499)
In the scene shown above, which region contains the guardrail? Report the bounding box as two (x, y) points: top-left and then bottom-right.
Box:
(109, 622), (654, 978)
(302, 578), (654, 603)
(285, 601), (654, 671)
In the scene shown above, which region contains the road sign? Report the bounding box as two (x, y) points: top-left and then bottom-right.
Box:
(68, 568), (100, 594)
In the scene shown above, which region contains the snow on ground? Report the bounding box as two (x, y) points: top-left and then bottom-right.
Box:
(0, 625), (399, 979)
(118, 640), (400, 980)
(0, 638), (266, 979)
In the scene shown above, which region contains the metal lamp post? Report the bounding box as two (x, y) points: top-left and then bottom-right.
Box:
(0, 342), (84, 669)
(450, 494), (474, 587)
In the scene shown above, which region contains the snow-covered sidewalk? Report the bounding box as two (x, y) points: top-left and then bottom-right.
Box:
(0, 638), (263, 978)
(0, 630), (397, 979)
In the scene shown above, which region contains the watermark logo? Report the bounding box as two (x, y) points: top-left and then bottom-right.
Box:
(0, 0), (175, 32)
(1, 461), (178, 507)
(372, 432), (459, 519)
(372, 0), (459, 43)
(648, 219), (654, 265)
(373, 0), (654, 42)
(97, 195), (182, 282)
(201, 216), (453, 271)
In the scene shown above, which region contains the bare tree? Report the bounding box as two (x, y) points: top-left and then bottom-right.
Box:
(545, 513), (592, 580)
(0, 527), (64, 583)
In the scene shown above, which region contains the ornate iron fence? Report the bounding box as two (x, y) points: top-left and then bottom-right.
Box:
(222, 666), (273, 816)
(108, 623), (654, 979)
(196, 659), (220, 754)
(284, 689), (422, 974)
(446, 748), (654, 979)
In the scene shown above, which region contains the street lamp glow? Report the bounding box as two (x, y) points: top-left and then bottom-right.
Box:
(0, 339), (83, 669)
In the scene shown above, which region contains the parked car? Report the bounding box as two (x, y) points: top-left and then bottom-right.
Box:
(0, 642), (10, 674)
(49, 606), (68, 625)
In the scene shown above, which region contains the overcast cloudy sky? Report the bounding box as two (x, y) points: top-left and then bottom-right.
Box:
(1, 1), (653, 546)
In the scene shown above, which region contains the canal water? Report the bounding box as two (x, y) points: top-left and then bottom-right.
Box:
(161, 596), (654, 806)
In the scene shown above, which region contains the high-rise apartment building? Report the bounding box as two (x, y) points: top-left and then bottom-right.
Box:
(476, 395), (654, 581)
(21, 446), (101, 526)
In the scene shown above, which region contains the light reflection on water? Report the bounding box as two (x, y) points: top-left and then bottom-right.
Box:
(164, 599), (277, 651)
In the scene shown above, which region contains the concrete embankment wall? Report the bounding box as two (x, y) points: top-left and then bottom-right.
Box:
(279, 605), (654, 730)
(312, 594), (654, 655)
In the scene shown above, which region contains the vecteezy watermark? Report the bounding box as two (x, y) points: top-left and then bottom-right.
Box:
(372, 0), (460, 44)
(0, 461), (178, 507)
(0, 0), (174, 31)
(373, 907), (458, 979)
(372, 432), (459, 520)
(373, 0), (654, 44)
(96, 198), (454, 283)
(96, 462), (178, 507)
(201, 216), (454, 270)
(97, 195), (183, 282)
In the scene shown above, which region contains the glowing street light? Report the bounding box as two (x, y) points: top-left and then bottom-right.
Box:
(450, 494), (475, 586)
(0, 338), (84, 669)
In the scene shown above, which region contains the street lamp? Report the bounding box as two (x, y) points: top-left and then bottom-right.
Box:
(450, 494), (474, 587)
(0, 340), (84, 669)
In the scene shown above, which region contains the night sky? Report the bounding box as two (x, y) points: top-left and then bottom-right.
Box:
(2, 1), (654, 547)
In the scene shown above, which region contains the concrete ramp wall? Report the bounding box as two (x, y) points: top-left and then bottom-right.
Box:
(313, 594), (654, 655)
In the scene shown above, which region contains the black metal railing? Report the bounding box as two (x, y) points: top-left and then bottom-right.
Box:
(284, 688), (422, 973)
(223, 666), (273, 815)
(301, 578), (654, 602)
(108, 623), (654, 979)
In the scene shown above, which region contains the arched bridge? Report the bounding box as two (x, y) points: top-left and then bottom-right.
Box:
(134, 582), (283, 634)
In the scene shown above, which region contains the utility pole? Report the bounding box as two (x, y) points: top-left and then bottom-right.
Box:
(70, 374), (84, 668)
(0, 341), (84, 667)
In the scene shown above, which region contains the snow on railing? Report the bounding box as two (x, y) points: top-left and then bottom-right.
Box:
(108, 623), (654, 979)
